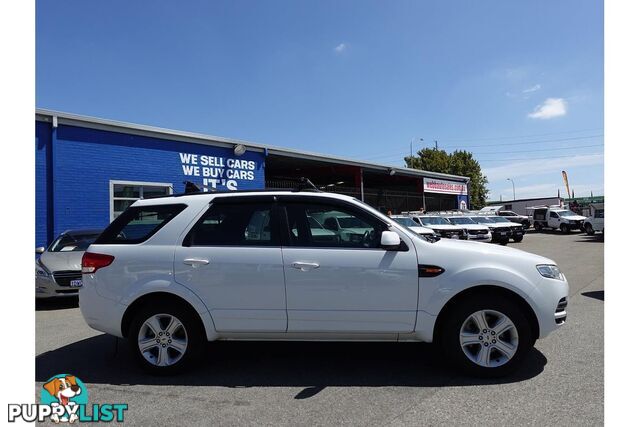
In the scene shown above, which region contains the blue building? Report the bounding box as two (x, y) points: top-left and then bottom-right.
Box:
(36, 110), (469, 248)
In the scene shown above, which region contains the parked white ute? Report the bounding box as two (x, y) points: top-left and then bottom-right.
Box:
(390, 215), (436, 240)
(530, 206), (587, 233)
(80, 190), (568, 377)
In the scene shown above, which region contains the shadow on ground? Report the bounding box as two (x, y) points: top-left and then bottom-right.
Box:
(36, 336), (547, 394)
(582, 290), (604, 301)
(36, 297), (79, 311)
(574, 235), (604, 243)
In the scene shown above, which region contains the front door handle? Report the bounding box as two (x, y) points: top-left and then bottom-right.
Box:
(184, 258), (210, 267)
(291, 261), (320, 271)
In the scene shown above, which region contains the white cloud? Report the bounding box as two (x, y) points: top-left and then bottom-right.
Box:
(528, 97), (567, 119)
(483, 153), (604, 182)
(522, 84), (541, 94)
(334, 43), (347, 53)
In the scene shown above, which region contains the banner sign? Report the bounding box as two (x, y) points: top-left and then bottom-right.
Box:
(179, 152), (261, 191)
(424, 178), (468, 195)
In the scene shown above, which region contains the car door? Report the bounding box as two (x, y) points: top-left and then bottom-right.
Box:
(174, 196), (287, 332)
(279, 196), (419, 333)
(549, 211), (561, 228)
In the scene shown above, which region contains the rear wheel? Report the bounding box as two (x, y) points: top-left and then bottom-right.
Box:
(513, 236), (523, 242)
(128, 302), (205, 374)
(439, 294), (533, 377)
(534, 222), (542, 232)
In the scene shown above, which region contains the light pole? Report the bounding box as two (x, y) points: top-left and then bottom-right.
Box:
(507, 178), (516, 200)
(409, 137), (424, 167)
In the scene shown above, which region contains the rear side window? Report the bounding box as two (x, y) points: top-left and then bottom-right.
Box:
(95, 204), (187, 244)
(184, 202), (279, 247)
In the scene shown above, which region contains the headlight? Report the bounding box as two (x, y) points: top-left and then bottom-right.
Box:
(35, 260), (50, 277)
(537, 264), (564, 281)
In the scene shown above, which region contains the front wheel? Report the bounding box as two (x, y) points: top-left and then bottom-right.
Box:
(439, 295), (533, 377)
(128, 302), (205, 374)
(585, 223), (595, 235)
(513, 236), (523, 242)
(559, 224), (568, 233)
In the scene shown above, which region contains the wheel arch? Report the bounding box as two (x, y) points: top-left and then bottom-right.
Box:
(121, 291), (215, 340)
(432, 285), (540, 344)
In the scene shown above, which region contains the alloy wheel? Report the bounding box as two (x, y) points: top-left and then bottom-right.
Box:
(137, 313), (189, 367)
(459, 309), (519, 368)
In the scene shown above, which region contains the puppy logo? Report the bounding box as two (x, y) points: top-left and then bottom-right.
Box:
(41, 374), (88, 423)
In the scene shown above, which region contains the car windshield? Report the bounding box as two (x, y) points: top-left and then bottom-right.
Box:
(392, 217), (417, 227)
(491, 217), (512, 223)
(390, 218), (439, 243)
(448, 217), (476, 225)
(556, 210), (575, 217)
(419, 216), (451, 225)
(337, 216), (369, 229)
(49, 232), (100, 252)
(472, 216), (495, 224)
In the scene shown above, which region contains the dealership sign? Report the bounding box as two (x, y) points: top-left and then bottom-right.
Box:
(179, 152), (259, 191)
(423, 178), (468, 195)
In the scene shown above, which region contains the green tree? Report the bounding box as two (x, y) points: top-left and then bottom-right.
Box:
(405, 148), (489, 209)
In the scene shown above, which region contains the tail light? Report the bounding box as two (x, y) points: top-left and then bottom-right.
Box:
(82, 252), (114, 274)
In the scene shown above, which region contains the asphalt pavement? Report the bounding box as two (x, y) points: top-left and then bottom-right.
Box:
(35, 231), (604, 426)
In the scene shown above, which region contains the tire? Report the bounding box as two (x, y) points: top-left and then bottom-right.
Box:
(513, 236), (523, 243)
(585, 223), (595, 235)
(534, 222), (542, 232)
(559, 224), (568, 234)
(128, 301), (205, 375)
(439, 294), (533, 377)
(522, 221), (530, 229)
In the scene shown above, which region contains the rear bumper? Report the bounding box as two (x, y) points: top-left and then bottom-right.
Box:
(79, 276), (127, 338)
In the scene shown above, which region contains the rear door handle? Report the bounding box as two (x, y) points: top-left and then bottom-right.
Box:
(291, 262), (320, 271)
(184, 258), (210, 267)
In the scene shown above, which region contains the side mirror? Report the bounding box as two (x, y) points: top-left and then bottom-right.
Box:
(36, 247), (45, 254)
(380, 231), (401, 250)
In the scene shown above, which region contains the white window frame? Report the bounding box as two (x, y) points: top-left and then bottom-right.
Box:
(109, 180), (174, 221)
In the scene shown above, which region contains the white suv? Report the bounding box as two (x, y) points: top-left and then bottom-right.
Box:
(80, 191), (568, 376)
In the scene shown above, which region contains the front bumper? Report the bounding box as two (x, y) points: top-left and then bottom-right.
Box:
(468, 232), (492, 242)
(532, 277), (570, 338)
(35, 275), (80, 298)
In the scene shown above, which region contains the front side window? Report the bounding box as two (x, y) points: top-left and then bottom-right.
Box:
(110, 181), (173, 220)
(550, 212), (559, 218)
(286, 202), (384, 248)
(96, 204), (187, 244)
(185, 202), (278, 246)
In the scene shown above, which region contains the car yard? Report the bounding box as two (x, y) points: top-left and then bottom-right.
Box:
(35, 230), (603, 425)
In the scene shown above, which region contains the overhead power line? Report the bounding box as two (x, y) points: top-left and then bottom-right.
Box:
(435, 127), (604, 143)
(477, 152), (604, 162)
(471, 143), (603, 155)
(361, 137), (604, 161)
(439, 134), (603, 149)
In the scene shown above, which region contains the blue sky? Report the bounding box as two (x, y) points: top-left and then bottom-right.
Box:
(36, 0), (603, 200)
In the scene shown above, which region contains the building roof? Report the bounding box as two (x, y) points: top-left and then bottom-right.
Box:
(36, 109), (469, 183)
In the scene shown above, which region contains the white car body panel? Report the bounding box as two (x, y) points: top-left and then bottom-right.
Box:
(79, 191), (568, 345)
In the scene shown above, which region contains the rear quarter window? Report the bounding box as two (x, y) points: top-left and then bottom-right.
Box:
(95, 204), (187, 244)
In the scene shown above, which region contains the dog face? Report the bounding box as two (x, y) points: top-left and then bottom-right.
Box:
(43, 376), (82, 406)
